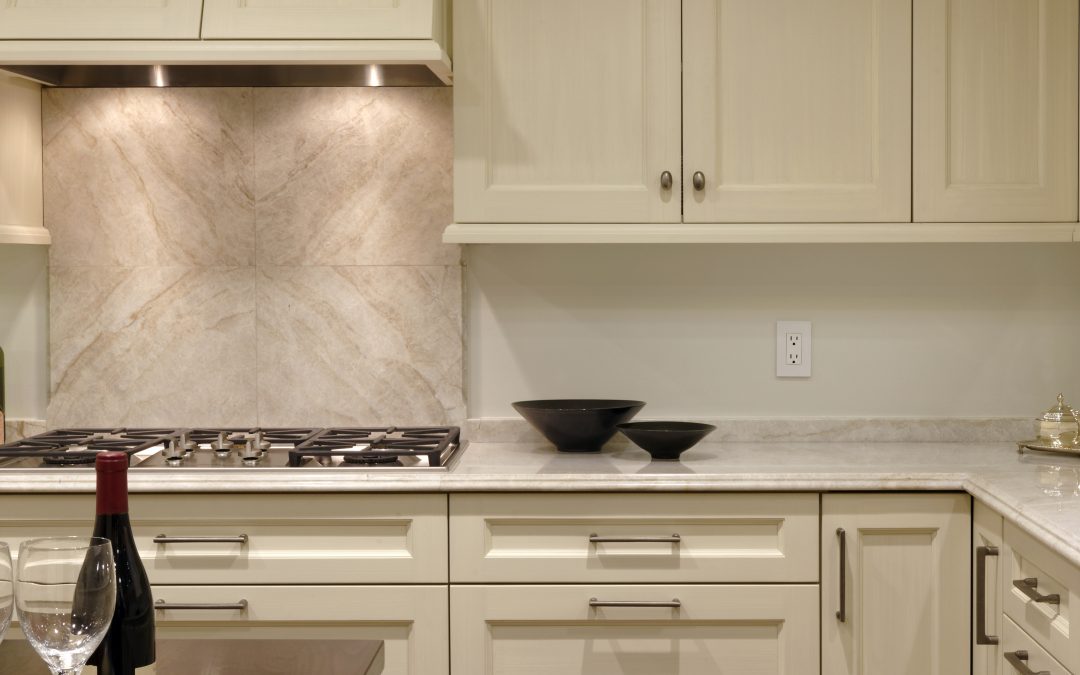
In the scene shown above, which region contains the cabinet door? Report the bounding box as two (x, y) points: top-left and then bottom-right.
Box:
(914, 0), (1078, 222)
(452, 584), (819, 675)
(822, 493), (971, 675)
(453, 0), (682, 224)
(974, 501), (1004, 675)
(202, 0), (443, 39)
(0, 0), (202, 39)
(683, 0), (912, 223)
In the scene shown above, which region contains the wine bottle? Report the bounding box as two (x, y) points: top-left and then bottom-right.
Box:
(87, 451), (155, 674)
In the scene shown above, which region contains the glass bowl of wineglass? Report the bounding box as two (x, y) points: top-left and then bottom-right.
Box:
(16, 537), (115, 675)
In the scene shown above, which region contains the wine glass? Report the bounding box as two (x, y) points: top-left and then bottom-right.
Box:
(15, 537), (116, 675)
(0, 542), (12, 645)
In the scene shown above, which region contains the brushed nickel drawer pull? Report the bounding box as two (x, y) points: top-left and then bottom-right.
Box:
(153, 534), (249, 544)
(1013, 577), (1060, 605)
(1005, 650), (1050, 675)
(976, 546), (1000, 645)
(836, 527), (847, 622)
(660, 170), (673, 190)
(589, 598), (681, 609)
(155, 600), (249, 611)
(692, 171), (705, 191)
(588, 534), (681, 544)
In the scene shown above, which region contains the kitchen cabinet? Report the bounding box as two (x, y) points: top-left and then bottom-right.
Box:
(0, 0), (203, 40)
(0, 75), (48, 246)
(974, 501), (1005, 675)
(821, 493), (971, 675)
(914, 0), (1078, 223)
(0, 493), (450, 675)
(452, 0), (682, 224)
(202, 0), (448, 40)
(682, 0), (912, 223)
(451, 584), (819, 675)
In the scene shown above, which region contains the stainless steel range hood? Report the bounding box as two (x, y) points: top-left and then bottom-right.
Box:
(0, 1), (451, 87)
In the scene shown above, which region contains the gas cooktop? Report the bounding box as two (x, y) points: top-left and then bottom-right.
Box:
(0, 427), (463, 471)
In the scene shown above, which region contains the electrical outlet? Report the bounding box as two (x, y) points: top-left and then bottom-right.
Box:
(777, 321), (811, 377)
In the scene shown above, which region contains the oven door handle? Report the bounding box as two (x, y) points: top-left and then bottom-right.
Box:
(155, 600), (249, 611)
(153, 534), (249, 545)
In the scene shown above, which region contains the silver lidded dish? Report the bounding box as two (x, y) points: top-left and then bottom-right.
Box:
(1018, 393), (1080, 456)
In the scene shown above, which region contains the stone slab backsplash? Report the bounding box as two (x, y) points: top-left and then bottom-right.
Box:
(44, 87), (462, 428)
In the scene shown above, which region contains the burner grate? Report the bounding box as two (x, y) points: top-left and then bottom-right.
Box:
(289, 427), (459, 467)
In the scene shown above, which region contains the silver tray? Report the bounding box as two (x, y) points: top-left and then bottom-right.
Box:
(1017, 440), (1080, 457)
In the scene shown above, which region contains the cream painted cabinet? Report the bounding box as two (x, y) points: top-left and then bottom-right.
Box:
(202, 0), (447, 39)
(0, 0), (203, 40)
(821, 493), (971, 675)
(974, 501), (1005, 675)
(453, 0), (682, 224)
(452, 584), (819, 675)
(682, 0), (912, 223)
(0, 75), (48, 245)
(914, 0), (1079, 222)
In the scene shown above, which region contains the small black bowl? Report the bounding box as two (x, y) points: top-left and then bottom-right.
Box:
(616, 421), (716, 461)
(512, 399), (646, 453)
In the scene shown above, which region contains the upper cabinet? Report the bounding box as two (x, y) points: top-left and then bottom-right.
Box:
(914, 0), (1078, 222)
(453, 0), (681, 224)
(447, 0), (1080, 243)
(683, 0), (911, 223)
(202, 0), (447, 40)
(0, 75), (48, 246)
(0, 0), (202, 40)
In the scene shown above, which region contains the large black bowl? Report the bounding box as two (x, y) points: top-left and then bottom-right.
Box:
(617, 421), (716, 461)
(512, 399), (646, 453)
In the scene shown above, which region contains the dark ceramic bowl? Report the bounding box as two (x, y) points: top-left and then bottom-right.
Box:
(616, 421), (716, 461)
(512, 399), (646, 453)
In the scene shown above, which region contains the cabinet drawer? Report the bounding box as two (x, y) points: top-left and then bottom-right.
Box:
(449, 493), (818, 583)
(1004, 520), (1080, 673)
(0, 493), (448, 584)
(7, 585), (448, 675)
(452, 584), (819, 675)
(1004, 616), (1073, 675)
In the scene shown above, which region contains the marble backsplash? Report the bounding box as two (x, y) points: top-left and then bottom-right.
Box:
(44, 87), (462, 428)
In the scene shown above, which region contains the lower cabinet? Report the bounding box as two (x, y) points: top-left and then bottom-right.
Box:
(821, 493), (971, 675)
(974, 500), (1004, 675)
(451, 584), (819, 675)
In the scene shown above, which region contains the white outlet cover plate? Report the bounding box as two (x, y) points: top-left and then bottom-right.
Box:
(776, 320), (812, 378)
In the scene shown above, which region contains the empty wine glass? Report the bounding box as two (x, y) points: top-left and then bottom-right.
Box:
(16, 537), (115, 675)
(0, 542), (12, 645)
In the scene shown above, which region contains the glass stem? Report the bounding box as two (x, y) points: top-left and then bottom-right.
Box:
(54, 669), (81, 675)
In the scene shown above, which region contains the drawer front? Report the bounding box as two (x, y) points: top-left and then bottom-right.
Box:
(1003, 616), (1072, 675)
(0, 0), (203, 39)
(1004, 520), (1079, 672)
(7, 585), (448, 675)
(452, 584), (819, 675)
(0, 494), (448, 584)
(450, 493), (819, 583)
(201, 0), (440, 39)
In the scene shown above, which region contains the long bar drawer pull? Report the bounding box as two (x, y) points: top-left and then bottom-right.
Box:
(588, 534), (681, 544)
(1005, 650), (1050, 675)
(155, 600), (249, 611)
(1013, 578), (1060, 605)
(836, 527), (847, 622)
(976, 546), (1000, 645)
(153, 534), (249, 544)
(589, 598), (681, 609)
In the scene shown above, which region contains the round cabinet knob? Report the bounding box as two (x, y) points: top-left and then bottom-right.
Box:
(660, 171), (673, 190)
(692, 171), (706, 191)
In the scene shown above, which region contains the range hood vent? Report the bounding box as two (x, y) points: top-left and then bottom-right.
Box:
(0, 1), (451, 87)
(1, 64), (445, 88)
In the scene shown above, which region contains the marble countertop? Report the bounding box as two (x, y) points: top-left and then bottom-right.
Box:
(2, 441), (1079, 567)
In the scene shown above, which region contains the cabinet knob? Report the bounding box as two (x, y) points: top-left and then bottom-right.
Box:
(692, 171), (705, 191)
(660, 171), (673, 190)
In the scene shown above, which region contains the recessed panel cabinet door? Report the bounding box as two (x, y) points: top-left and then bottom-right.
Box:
(451, 584), (819, 675)
(453, 0), (682, 223)
(914, 0), (1079, 222)
(683, 0), (912, 223)
(822, 493), (971, 675)
(0, 0), (203, 39)
(202, 0), (443, 39)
